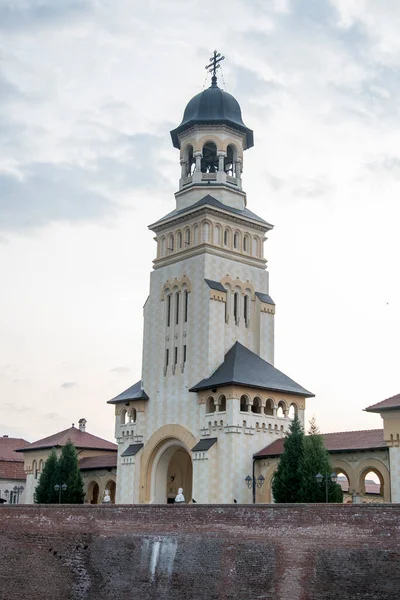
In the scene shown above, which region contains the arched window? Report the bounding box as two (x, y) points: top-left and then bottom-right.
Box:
(175, 292), (180, 324)
(225, 144), (237, 176)
(244, 294), (249, 325)
(277, 401), (286, 418)
(223, 228), (230, 247)
(218, 394), (226, 412)
(288, 403), (298, 419)
(184, 144), (195, 175)
(240, 395), (248, 412)
(252, 236), (260, 257)
(166, 294), (171, 327)
(234, 292), (239, 324)
(206, 396), (216, 414)
(252, 397), (262, 414)
(201, 141), (218, 173)
(193, 224), (199, 245)
(233, 231), (239, 249)
(168, 234), (174, 252)
(264, 398), (274, 416)
(39, 459), (44, 474)
(177, 231), (182, 249)
(202, 221), (210, 243)
(214, 224), (222, 245)
(336, 471), (350, 494)
(120, 409), (127, 425)
(361, 470), (383, 498)
(184, 290), (189, 322)
(161, 237), (166, 256)
(243, 234), (249, 253)
(32, 460), (38, 479)
(129, 408), (137, 423)
(185, 228), (191, 247)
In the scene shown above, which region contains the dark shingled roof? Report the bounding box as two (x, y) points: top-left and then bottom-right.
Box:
(121, 443), (144, 457)
(254, 429), (386, 458)
(79, 454), (117, 471)
(189, 342), (314, 397)
(255, 292), (275, 305)
(107, 380), (149, 404)
(205, 279), (226, 292)
(170, 83), (253, 149)
(150, 195), (270, 229)
(16, 427), (117, 453)
(191, 438), (217, 452)
(365, 393), (400, 413)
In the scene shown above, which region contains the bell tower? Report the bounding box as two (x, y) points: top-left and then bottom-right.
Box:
(170, 51), (253, 212)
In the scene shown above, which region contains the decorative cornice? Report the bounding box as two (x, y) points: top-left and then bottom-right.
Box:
(153, 244), (267, 270)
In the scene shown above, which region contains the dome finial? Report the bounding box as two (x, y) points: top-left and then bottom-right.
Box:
(205, 50), (225, 87)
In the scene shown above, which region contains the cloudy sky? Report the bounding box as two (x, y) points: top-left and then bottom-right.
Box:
(1, 0), (400, 443)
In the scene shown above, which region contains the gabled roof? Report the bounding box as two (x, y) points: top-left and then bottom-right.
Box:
(78, 455), (117, 471)
(365, 393), (400, 413)
(0, 437), (29, 461)
(107, 380), (149, 404)
(150, 195), (271, 229)
(16, 427), (117, 453)
(189, 342), (314, 397)
(254, 429), (386, 458)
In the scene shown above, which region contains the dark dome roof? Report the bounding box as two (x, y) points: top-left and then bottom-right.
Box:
(170, 83), (253, 149)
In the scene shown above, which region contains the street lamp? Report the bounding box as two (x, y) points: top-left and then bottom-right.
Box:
(315, 472), (337, 503)
(54, 483), (67, 504)
(245, 474), (265, 503)
(13, 485), (24, 504)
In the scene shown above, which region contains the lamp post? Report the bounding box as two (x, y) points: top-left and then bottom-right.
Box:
(315, 472), (337, 503)
(245, 474), (265, 503)
(54, 483), (67, 504)
(13, 485), (24, 504)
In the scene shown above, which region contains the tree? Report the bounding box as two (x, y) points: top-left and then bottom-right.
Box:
(300, 422), (343, 503)
(34, 449), (59, 504)
(272, 415), (304, 503)
(57, 441), (84, 504)
(34, 442), (84, 504)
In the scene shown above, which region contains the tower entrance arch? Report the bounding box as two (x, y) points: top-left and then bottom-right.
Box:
(140, 425), (196, 504)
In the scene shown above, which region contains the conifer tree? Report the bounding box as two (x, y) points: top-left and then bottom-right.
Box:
(272, 415), (304, 503)
(34, 449), (59, 504)
(300, 421), (343, 503)
(57, 441), (84, 504)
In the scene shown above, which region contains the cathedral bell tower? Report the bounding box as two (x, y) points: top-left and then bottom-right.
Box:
(108, 52), (314, 506)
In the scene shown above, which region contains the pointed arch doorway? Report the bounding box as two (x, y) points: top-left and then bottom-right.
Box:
(150, 440), (193, 504)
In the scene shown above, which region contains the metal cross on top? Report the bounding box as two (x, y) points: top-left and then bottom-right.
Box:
(205, 50), (225, 86)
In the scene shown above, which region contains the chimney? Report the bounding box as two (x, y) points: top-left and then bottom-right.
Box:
(78, 418), (87, 433)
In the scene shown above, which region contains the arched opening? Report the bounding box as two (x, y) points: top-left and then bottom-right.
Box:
(240, 395), (249, 412)
(214, 224), (222, 245)
(234, 291), (239, 324)
(223, 228), (231, 247)
(224, 144), (237, 176)
(361, 469), (383, 499)
(277, 401), (286, 418)
(288, 403), (298, 419)
(168, 234), (174, 252)
(202, 221), (211, 243)
(252, 236), (260, 257)
(184, 227), (191, 247)
(177, 231), (182, 249)
(252, 396), (262, 414)
(32, 460), (38, 479)
(233, 231), (240, 250)
(244, 294), (249, 325)
(105, 480), (116, 504)
(201, 141), (218, 173)
(336, 471), (350, 495)
(120, 409), (127, 425)
(152, 442), (193, 504)
(129, 408), (137, 423)
(243, 234), (250, 253)
(193, 224), (199, 245)
(206, 396), (216, 414)
(38, 459), (44, 474)
(264, 398), (274, 416)
(218, 394), (226, 412)
(184, 144), (195, 175)
(88, 481), (99, 504)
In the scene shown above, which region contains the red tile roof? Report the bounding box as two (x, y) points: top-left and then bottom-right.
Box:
(254, 429), (386, 458)
(365, 393), (400, 413)
(79, 454), (117, 471)
(0, 437), (29, 481)
(15, 427), (117, 453)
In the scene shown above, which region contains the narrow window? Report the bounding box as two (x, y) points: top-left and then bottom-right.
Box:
(243, 236), (248, 252)
(168, 234), (174, 252)
(183, 344), (187, 363)
(224, 229), (228, 246)
(177, 232), (182, 249)
(184, 290), (188, 322)
(185, 229), (190, 246)
(244, 295), (249, 323)
(234, 292), (239, 324)
(167, 295), (171, 327)
(175, 292), (180, 324)
(174, 347), (178, 365)
(234, 232), (238, 249)
(165, 349), (169, 367)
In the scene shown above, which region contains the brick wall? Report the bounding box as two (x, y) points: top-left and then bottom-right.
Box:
(1, 504), (399, 600)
